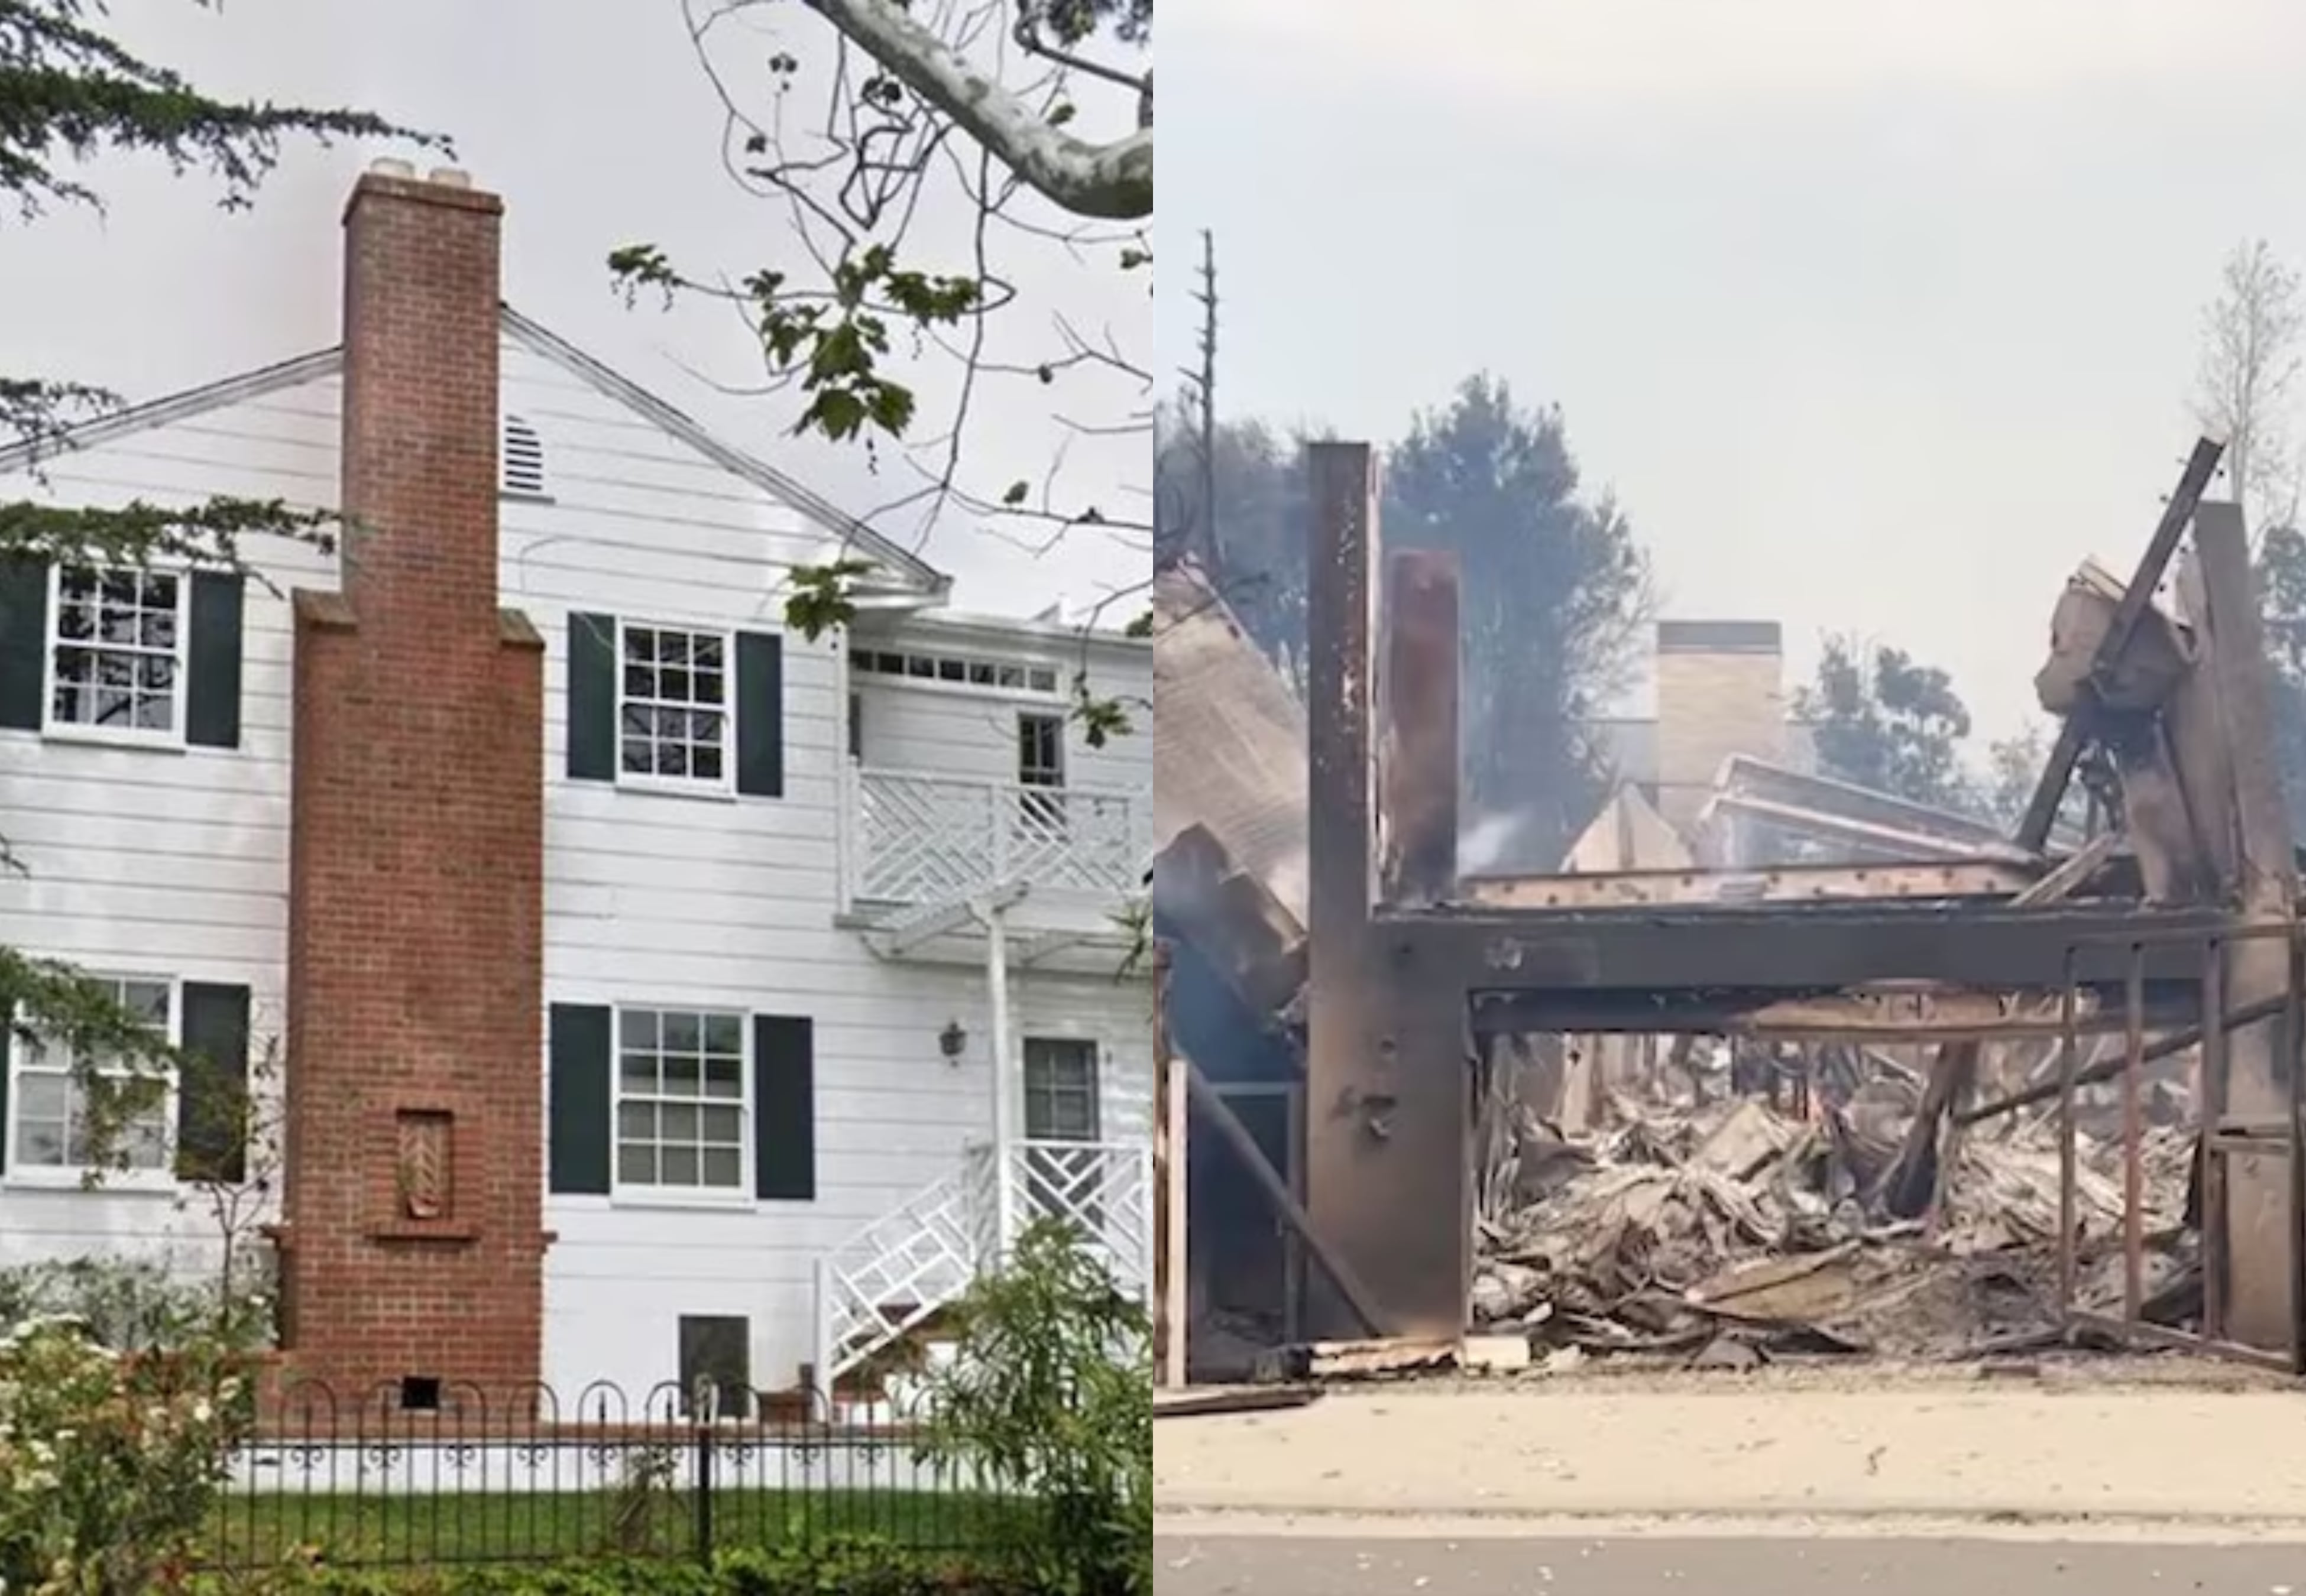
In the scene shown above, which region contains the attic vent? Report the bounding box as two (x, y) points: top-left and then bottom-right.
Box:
(501, 413), (546, 497)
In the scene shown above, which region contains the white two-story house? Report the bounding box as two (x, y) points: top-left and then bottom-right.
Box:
(0, 160), (1152, 1415)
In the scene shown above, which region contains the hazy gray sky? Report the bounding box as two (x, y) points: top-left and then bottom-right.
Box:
(1, 0), (1147, 619)
(1161, 0), (2306, 741)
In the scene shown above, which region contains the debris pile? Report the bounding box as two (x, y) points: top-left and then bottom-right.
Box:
(1475, 1095), (2197, 1365)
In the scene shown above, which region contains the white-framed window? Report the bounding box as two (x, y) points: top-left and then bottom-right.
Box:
(618, 622), (732, 788)
(1017, 712), (1067, 790)
(1022, 1036), (1101, 1143)
(1021, 1036), (1103, 1230)
(1017, 711), (1067, 831)
(45, 565), (187, 739)
(852, 648), (1061, 696)
(9, 975), (175, 1181)
(615, 1006), (748, 1195)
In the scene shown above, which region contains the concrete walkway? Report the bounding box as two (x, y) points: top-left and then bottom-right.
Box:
(1155, 1384), (2306, 1527)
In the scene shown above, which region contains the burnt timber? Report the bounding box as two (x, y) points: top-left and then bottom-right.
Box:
(1297, 434), (2305, 1349)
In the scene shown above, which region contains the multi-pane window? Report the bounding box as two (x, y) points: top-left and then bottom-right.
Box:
(1017, 712), (1066, 831)
(1017, 713), (1065, 789)
(1021, 1037), (1102, 1231)
(1022, 1037), (1100, 1142)
(852, 649), (1060, 693)
(48, 567), (183, 735)
(11, 977), (173, 1175)
(616, 1008), (747, 1192)
(619, 625), (729, 784)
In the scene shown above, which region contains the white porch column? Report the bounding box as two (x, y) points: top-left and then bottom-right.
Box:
(987, 900), (1017, 1258)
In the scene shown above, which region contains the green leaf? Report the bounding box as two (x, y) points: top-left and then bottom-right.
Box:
(802, 388), (870, 443)
(1002, 480), (1031, 507)
(783, 557), (879, 641)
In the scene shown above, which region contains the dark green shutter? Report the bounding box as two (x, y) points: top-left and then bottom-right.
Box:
(0, 1010), (11, 1175)
(734, 632), (785, 798)
(752, 1015), (815, 1201)
(0, 557), (47, 732)
(176, 982), (251, 1182)
(185, 572), (245, 749)
(549, 1004), (613, 1194)
(566, 613), (617, 781)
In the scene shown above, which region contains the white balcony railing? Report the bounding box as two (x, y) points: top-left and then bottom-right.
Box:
(996, 1138), (1154, 1300)
(813, 1137), (1153, 1387)
(850, 767), (1148, 907)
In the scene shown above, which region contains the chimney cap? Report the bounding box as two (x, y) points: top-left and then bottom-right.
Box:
(367, 157), (416, 180)
(1657, 619), (1782, 656)
(428, 167), (473, 189)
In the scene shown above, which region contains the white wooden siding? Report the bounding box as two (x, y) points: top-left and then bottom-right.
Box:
(507, 343), (1147, 1391)
(851, 634), (1152, 799)
(0, 328), (1151, 1395)
(0, 372), (335, 1273)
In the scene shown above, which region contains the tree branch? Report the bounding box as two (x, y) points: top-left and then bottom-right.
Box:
(802, 0), (1149, 219)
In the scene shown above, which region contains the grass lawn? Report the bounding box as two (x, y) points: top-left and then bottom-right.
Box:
(199, 1487), (1029, 1568)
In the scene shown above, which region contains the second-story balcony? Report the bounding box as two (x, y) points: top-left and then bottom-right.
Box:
(847, 766), (1149, 913)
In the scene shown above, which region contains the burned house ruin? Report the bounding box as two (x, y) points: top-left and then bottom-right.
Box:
(1153, 436), (2306, 1381)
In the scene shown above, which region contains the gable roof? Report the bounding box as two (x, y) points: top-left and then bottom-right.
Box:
(0, 303), (949, 598)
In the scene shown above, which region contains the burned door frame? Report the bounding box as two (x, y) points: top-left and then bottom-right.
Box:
(1297, 440), (2270, 1345)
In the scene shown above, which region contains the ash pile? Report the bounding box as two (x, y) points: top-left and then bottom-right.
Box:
(1475, 1063), (2199, 1368)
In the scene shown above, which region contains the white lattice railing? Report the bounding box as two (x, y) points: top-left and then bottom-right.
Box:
(850, 768), (1148, 907)
(811, 1139), (1153, 1389)
(812, 1149), (995, 1390)
(999, 1140), (1154, 1300)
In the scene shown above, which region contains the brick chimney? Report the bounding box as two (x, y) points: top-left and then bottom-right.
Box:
(1653, 619), (1786, 833)
(280, 161), (548, 1413)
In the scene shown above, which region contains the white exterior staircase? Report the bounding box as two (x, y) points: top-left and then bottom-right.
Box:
(812, 1139), (1154, 1393)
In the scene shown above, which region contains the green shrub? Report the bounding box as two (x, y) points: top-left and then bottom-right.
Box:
(918, 1220), (1152, 1596)
(0, 1316), (256, 1595)
(0, 1256), (273, 1356)
(180, 1537), (1044, 1594)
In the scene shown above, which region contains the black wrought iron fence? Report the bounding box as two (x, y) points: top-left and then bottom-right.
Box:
(199, 1377), (1021, 1571)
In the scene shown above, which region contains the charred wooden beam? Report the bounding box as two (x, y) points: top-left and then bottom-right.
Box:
(1464, 858), (2048, 910)
(2017, 437), (2224, 848)
(1877, 831), (2125, 1218)
(1304, 442), (1470, 1343)
(1957, 988), (2288, 1125)
(1468, 978), (2196, 1042)
(1387, 901), (2229, 995)
(2188, 501), (2301, 1354)
(1180, 1051), (1387, 1338)
(1378, 549), (1459, 908)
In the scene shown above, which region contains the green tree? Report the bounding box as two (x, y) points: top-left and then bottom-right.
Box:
(1, 1), (433, 1150)
(1157, 378), (1650, 861)
(1796, 635), (1975, 810)
(1384, 375), (1650, 857)
(609, 0), (1154, 736)
(2255, 523), (2306, 831)
(1152, 402), (1318, 692)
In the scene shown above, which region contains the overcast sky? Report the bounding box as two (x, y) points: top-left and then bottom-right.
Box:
(1, 0), (1147, 621)
(1161, 0), (2306, 741)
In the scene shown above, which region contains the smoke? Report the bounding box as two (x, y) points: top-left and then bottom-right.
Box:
(1459, 809), (1536, 876)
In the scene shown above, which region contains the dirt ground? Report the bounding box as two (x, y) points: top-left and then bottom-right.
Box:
(1154, 1357), (2306, 1529)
